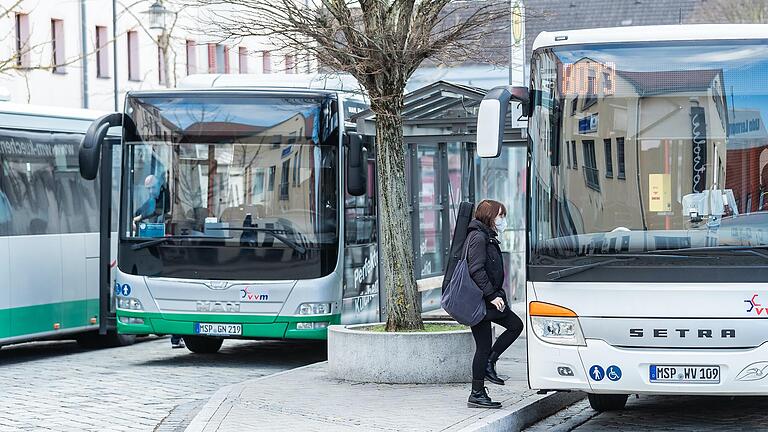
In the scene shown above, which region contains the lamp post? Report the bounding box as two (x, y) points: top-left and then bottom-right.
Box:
(144, 0), (175, 88)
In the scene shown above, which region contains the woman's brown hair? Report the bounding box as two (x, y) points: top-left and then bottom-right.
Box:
(474, 199), (507, 229)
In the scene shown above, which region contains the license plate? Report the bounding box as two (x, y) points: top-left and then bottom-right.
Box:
(650, 365), (720, 384)
(194, 323), (242, 336)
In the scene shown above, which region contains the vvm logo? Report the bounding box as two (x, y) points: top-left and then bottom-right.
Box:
(240, 286), (269, 302)
(744, 294), (768, 316)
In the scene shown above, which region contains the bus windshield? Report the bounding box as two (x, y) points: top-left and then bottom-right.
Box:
(119, 94), (340, 280)
(530, 40), (768, 263)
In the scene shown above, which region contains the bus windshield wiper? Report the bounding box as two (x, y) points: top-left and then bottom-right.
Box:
(131, 235), (230, 251)
(648, 244), (768, 258)
(546, 253), (713, 281)
(206, 227), (307, 255)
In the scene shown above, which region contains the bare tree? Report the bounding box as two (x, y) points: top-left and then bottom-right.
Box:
(194, 0), (509, 331)
(692, 0), (768, 23)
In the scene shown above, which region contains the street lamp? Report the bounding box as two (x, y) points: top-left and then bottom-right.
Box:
(143, 0), (175, 87)
(145, 1), (171, 31)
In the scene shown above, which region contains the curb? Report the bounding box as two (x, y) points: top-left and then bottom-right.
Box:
(459, 391), (587, 432)
(184, 362), (323, 432)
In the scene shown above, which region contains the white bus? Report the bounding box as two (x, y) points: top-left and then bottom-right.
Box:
(78, 75), (429, 354)
(477, 24), (768, 411)
(0, 103), (131, 347)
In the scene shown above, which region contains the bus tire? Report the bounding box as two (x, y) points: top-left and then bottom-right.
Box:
(111, 333), (137, 347)
(77, 331), (136, 348)
(184, 336), (223, 354)
(588, 393), (628, 411)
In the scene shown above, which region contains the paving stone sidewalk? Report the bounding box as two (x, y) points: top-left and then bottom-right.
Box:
(185, 324), (584, 432)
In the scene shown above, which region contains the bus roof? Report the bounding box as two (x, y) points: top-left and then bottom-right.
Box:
(178, 73), (364, 95)
(0, 102), (110, 133)
(532, 24), (768, 53)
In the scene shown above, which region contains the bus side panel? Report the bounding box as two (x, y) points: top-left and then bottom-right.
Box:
(9, 235), (63, 337)
(0, 237), (9, 339)
(85, 232), (101, 324)
(60, 234), (88, 329)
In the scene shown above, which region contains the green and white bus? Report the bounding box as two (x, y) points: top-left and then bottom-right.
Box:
(0, 103), (131, 348)
(79, 75), (402, 353)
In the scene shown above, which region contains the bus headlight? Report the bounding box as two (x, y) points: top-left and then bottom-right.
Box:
(529, 301), (585, 346)
(298, 303), (331, 315)
(117, 297), (143, 311)
(531, 316), (585, 346)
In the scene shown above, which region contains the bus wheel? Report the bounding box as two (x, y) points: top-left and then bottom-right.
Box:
(184, 336), (223, 354)
(77, 332), (136, 348)
(588, 394), (628, 411)
(110, 333), (137, 347)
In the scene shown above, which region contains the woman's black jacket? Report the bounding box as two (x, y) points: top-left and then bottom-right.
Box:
(465, 219), (506, 304)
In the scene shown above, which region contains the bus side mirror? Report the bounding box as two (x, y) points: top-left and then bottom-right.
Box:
(80, 113), (122, 180)
(476, 86), (529, 158)
(346, 132), (367, 196)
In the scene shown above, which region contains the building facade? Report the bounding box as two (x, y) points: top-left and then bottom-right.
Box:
(0, 0), (311, 111)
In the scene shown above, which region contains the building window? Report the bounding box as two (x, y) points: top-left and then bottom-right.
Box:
(565, 140), (571, 169)
(127, 31), (140, 81)
(238, 47), (248, 73)
(223, 46), (230, 73)
(262, 51), (271, 74)
(280, 160), (290, 200)
(51, 19), (65, 73)
(207, 43), (216, 73)
(267, 165), (276, 191)
(604, 138), (613, 178)
(95, 26), (110, 78)
(209, 44), (227, 73)
(186, 40), (197, 75)
(285, 55), (295, 74)
(571, 141), (577, 170)
(157, 45), (166, 85)
(617, 137), (626, 179)
(15, 13), (30, 68)
(582, 140), (600, 191)
(583, 73), (597, 109)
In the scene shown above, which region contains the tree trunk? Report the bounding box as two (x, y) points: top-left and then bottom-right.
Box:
(375, 100), (424, 332)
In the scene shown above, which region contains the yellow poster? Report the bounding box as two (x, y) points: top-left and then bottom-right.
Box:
(649, 174), (672, 212)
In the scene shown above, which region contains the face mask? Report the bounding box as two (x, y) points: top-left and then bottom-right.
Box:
(494, 216), (507, 232)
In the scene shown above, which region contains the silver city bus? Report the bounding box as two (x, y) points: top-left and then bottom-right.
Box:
(78, 75), (407, 353)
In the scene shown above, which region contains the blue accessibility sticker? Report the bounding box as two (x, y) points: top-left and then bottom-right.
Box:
(115, 283), (131, 297)
(589, 365), (605, 381)
(607, 365), (622, 381)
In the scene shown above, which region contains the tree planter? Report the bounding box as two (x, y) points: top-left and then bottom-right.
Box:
(327, 321), (474, 384)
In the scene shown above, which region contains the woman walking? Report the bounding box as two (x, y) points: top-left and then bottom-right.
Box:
(465, 200), (524, 408)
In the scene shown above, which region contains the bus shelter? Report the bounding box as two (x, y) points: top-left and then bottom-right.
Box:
(354, 81), (527, 311)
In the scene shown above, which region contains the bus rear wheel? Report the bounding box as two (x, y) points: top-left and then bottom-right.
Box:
(184, 336), (223, 354)
(588, 394), (628, 411)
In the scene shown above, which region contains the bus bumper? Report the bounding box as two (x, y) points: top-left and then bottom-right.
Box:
(116, 310), (340, 340)
(529, 335), (768, 395)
